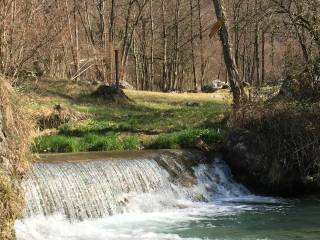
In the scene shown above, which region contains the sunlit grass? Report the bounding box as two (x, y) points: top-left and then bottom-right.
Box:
(23, 79), (231, 153)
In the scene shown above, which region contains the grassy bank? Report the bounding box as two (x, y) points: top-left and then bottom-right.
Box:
(22, 79), (230, 153)
(0, 78), (33, 239)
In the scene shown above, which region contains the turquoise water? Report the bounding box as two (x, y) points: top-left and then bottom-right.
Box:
(169, 198), (320, 240)
(16, 198), (320, 240)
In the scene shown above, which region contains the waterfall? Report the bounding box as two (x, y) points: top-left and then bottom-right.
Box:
(22, 151), (250, 221)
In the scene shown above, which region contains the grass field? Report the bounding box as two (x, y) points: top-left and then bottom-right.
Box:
(21, 79), (231, 153)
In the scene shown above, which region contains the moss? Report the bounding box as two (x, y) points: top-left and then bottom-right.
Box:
(0, 78), (33, 239)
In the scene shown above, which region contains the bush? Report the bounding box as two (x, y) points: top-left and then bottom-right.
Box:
(226, 99), (320, 195)
(279, 59), (320, 101)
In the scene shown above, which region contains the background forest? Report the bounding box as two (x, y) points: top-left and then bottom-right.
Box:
(1, 0), (319, 91)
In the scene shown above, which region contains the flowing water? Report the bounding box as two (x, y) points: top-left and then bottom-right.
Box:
(15, 152), (320, 240)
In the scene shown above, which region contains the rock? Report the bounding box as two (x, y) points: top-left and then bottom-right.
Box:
(194, 138), (210, 152)
(222, 129), (319, 196)
(111, 80), (134, 90)
(202, 84), (218, 93)
(221, 83), (230, 89)
(185, 101), (203, 107)
(155, 150), (209, 188)
(202, 80), (229, 93)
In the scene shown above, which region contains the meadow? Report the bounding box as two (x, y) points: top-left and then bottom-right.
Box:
(22, 79), (230, 153)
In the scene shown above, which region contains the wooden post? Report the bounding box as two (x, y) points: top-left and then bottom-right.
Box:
(115, 49), (119, 89)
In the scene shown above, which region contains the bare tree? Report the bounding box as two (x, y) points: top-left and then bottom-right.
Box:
(212, 0), (245, 106)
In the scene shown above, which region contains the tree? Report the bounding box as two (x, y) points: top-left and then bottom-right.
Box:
(211, 0), (246, 106)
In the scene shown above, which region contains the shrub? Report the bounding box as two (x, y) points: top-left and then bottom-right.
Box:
(227, 99), (320, 194)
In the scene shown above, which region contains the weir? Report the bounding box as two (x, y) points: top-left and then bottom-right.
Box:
(22, 150), (249, 221)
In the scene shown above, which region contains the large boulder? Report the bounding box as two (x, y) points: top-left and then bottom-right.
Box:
(222, 130), (298, 195)
(0, 79), (32, 239)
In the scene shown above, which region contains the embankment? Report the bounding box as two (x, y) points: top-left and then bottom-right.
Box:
(0, 79), (32, 240)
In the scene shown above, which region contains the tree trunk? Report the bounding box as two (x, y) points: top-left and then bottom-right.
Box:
(254, 0), (260, 86)
(189, 0), (197, 91)
(261, 30), (265, 84)
(161, 0), (168, 91)
(109, 0), (116, 84)
(149, 0), (154, 91)
(197, 0), (205, 89)
(211, 0), (245, 106)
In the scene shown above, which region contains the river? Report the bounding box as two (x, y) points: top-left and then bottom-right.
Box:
(15, 151), (320, 240)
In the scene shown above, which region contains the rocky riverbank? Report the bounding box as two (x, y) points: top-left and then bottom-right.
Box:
(220, 100), (320, 196)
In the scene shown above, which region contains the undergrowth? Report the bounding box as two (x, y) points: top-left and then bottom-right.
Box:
(229, 96), (320, 193)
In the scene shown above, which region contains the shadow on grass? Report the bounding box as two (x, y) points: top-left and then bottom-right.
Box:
(58, 103), (226, 138)
(28, 80), (229, 153)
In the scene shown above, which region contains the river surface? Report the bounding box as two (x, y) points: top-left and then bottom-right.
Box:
(16, 197), (320, 240)
(15, 151), (320, 240)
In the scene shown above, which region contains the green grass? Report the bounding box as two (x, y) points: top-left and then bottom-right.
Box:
(148, 128), (225, 149)
(33, 133), (141, 153)
(23, 79), (230, 153)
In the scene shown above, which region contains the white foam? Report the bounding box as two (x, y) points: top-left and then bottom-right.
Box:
(15, 200), (245, 240)
(16, 159), (280, 240)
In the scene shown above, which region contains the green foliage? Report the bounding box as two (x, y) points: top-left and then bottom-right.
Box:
(148, 128), (224, 149)
(33, 133), (141, 153)
(33, 135), (79, 153)
(80, 133), (140, 152)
